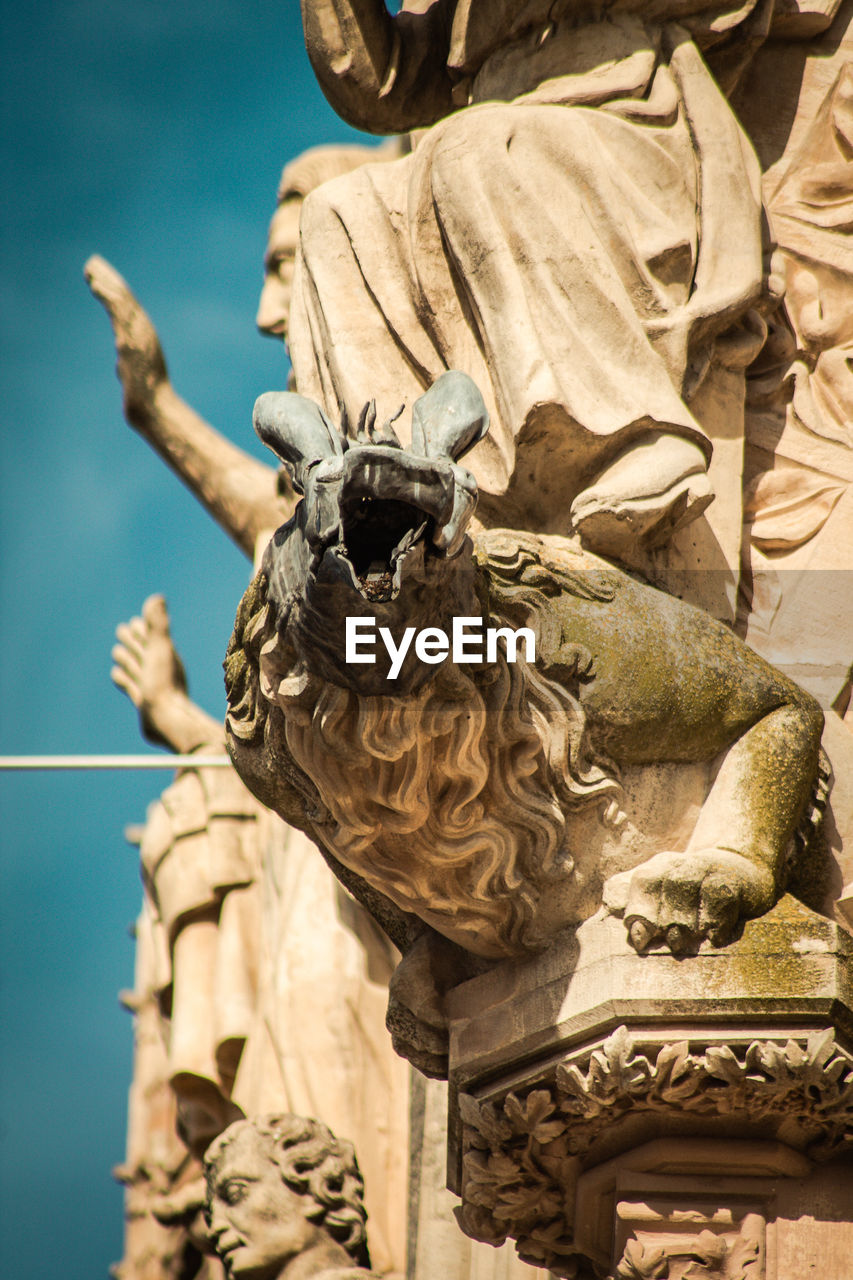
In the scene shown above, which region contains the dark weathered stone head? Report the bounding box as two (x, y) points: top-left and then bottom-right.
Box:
(253, 371), (489, 691)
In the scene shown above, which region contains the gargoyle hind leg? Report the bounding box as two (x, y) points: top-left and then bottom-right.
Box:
(606, 698), (824, 954)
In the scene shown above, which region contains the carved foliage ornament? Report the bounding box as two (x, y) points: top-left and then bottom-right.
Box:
(457, 1027), (853, 1276)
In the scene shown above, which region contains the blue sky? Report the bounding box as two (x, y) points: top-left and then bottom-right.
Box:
(0, 4), (375, 1274)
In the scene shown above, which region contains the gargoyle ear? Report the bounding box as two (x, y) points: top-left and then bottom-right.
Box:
(253, 391), (346, 495)
(410, 371), (489, 462)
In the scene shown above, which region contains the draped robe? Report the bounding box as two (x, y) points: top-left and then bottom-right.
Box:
(289, 1), (777, 530)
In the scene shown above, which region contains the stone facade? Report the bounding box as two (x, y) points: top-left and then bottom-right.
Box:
(92, 2), (852, 1277)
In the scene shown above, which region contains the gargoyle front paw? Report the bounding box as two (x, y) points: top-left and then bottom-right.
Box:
(603, 849), (777, 955)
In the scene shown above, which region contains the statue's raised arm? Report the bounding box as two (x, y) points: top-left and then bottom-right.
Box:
(300, 0), (455, 133)
(86, 255), (290, 558)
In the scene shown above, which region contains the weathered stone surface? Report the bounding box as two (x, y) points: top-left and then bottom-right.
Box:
(93, 136), (418, 1276)
(408, 1075), (545, 1280)
(113, 596), (258, 1155)
(444, 898), (853, 1274)
(229, 810), (409, 1275)
(225, 384), (835, 983)
(95, 3), (853, 1276)
(738, 26), (853, 709)
(446, 897), (852, 1084)
(294, 6), (756, 568)
(585, 1138), (853, 1280)
(114, 893), (224, 1280)
(291, 0), (843, 590)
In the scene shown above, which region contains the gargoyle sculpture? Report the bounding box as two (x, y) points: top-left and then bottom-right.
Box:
(225, 372), (827, 1074)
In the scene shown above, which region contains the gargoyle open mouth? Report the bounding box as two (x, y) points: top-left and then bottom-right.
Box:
(341, 496), (428, 600)
(251, 370), (490, 599)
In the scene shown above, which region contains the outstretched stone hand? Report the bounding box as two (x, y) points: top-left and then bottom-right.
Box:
(112, 595), (221, 754)
(85, 255), (169, 424)
(85, 254), (291, 558)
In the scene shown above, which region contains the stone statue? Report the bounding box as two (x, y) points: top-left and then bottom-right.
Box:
(257, 141), (406, 342)
(85, 136), (409, 554)
(86, 253), (290, 561)
(287, 0), (840, 569)
(92, 2), (853, 1273)
(223, 373), (847, 1074)
(112, 593), (261, 1155)
(740, 55), (853, 712)
(113, 593), (227, 758)
(113, 891), (225, 1280)
(92, 148), (415, 1272)
(204, 1115), (375, 1278)
(110, 592), (408, 1273)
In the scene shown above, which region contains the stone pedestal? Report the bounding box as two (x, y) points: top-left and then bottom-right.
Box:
(445, 897), (853, 1278)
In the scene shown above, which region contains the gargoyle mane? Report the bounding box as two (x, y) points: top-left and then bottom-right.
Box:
(225, 531), (624, 957)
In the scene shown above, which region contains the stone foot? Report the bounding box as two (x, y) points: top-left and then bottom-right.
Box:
(571, 433), (713, 560)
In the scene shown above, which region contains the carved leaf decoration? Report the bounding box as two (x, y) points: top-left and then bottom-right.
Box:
(722, 1231), (761, 1278)
(754, 1038), (805, 1085)
(783, 1038), (807, 1070)
(585, 1052), (616, 1098)
(537, 1133), (576, 1184)
(554, 1030), (852, 1146)
(655, 1040), (702, 1103)
(805, 1028), (850, 1092)
(606, 1025), (635, 1057)
(504, 1089), (565, 1142)
(655, 1040), (690, 1079)
(517, 1216), (584, 1265)
(606, 1027), (653, 1096)
(624, 1054), (655, 1095)
(599, 1025), (634, 1080)
(493, 1181), (563, 1224)
(703, 1045), (746, 1087)
(560, 1026), (641, 1112)
(680, 1229), (761, 1280)
(615, 1230), (760, 1280)
(463, 1149), (522, 1204)
(688, 1229), (728, 1267)
(460, 1094), (513, 1148)
(459, 1029), (853, 1269)
(748, 1030), (850, 1102)
(557, 1061), (607, 1115)
(808, 1026), (842, 1067)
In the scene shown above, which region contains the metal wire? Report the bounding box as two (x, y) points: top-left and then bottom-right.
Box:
(0, 755), (231, 770)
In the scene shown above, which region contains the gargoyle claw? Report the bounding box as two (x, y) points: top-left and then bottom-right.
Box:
(627, 918), (656, 952)
(606, 848), (777, 956)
